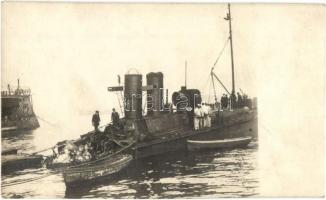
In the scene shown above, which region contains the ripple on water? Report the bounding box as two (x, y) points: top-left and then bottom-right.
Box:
(2, 124), (259, 198)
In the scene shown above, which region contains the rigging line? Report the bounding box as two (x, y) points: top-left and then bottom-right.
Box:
(36, 115), (57, 127)
(119, 90), (124, 117)
(31, 147), (54, 155)
(30, 123), (108, 156)
(212, 72), (231, 95)
(36, 115), (80, 133)
(211, 37), (230, 71)
(209, 37), (230, 102)
(211, 73), (218, 104)
(36, 115), (86, 143)
(115, 92), (123, 116)
(198, 37), (229, 87)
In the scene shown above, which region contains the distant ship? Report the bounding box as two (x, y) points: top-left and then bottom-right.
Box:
(1, 79), (39, 132)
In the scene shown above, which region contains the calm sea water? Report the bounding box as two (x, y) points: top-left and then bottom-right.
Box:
(1, 115), (259, 198)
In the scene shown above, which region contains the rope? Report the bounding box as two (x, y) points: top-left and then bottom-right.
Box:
(211, 37), (230, 71)
(32, 114), (110, 155)
(115, 92), (124, 116)
(36, 115), (57, 127)
(203, 37), (230, 105)
(212, 72), (230, 95)
(209, 37), (231, 103)
(30, 147), (54, 155)
(211, 73), (218, 104)
(197, 38), (229, 91)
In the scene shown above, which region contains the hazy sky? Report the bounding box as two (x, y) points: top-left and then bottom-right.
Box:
(2, 3), (261, 119)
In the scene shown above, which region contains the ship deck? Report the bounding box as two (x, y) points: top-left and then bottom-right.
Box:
(137, 109), (257, 149)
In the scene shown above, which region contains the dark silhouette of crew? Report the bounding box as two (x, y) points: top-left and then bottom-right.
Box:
(237, 92), (243, 108)
(92, 110), (100, 132)
(111, 108), (120, 127)
(220, 94), (226, 110)
(220, 94), (230, 110)
(230, 92), (236, 109)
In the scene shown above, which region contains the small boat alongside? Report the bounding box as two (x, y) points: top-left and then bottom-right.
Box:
(63, 153), (133, 187)
(1, 126), (18, 132)
(41, 126), (136, 187)
(2, 148), (18, 155)
(2, 153), (43, 174)
(187, 136), (252, 151)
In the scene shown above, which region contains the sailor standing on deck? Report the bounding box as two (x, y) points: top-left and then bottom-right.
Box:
(194, 104), (202, 130)
(206, 103), (212, 127)
(202, 102), (208, 127)
(111, 108), (120, 128)
(202, 103), (212, 128)
(92, 110), (100, 132)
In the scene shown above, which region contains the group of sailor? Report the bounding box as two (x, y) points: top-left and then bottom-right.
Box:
(92, 108), (121, 132)
(51, 109), (121, 165)
(194, 103), (212, 130)
(220, 92), (252, 110)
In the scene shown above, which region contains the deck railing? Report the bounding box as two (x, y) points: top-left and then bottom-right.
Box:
(1, 88), (31, 97)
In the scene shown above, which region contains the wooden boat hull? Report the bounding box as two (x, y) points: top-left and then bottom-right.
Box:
(63, 154), (133, 187)
(187, 136), (252, 151)
(1, 126), (18, 132)
(2, 154), (43, 174)
(2, 148), (18, 155)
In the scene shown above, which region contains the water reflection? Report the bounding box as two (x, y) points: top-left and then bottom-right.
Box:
(2, 117), (259, 198)
(66, 143), (258, 198)
(2, 130), (34, 152)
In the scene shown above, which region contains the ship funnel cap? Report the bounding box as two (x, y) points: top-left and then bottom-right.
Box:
(127, 68), (141, 75)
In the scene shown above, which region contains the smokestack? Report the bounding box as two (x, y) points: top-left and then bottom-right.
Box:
(124, 74), (142, 119)
(146, 72), (164, 116)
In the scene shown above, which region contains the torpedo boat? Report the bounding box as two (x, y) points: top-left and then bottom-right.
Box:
(44, 3), (258, 187)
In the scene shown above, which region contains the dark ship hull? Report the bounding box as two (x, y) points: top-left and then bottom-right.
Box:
(1, 81), (40, 133)
(1, 115), (39, 132)
(135, 109), (257, 158)
(62, 68), (258, 187)
(62, 108), (257, 187)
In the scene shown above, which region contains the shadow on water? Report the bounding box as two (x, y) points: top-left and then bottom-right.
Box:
(65, 143), (259, 198)
(1, 130), (35, 152)
(1, 123), (258, 198)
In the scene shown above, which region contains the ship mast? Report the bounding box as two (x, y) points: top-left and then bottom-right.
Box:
(226, 3), (235, 96)
(185, 60), (187, 88)
(208, 3), (238, 109)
